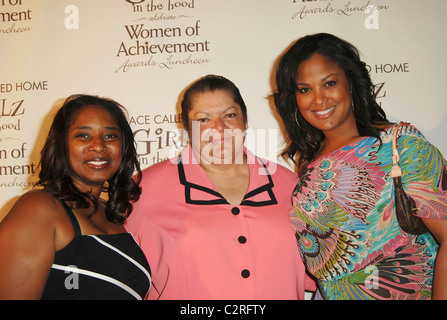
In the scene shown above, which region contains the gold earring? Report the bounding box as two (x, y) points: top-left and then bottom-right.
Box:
(294, 108), (304, 130)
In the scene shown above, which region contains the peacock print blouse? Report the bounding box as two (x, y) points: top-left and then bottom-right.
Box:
(290, 123), (447, 300)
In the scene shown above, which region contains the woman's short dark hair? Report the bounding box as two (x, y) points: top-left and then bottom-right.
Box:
(36, 94), (141, 224)
(273, 33), (389, 173)
(181, 74), (248, 132)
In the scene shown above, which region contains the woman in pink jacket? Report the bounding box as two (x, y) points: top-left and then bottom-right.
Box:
(126, 75), (315, 299)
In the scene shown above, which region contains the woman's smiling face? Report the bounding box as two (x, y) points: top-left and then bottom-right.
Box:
(66, 105), (123, 193)
(295, 53), (356, 137)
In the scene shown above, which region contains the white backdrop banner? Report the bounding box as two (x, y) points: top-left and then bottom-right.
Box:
(1, 0), (446, 220)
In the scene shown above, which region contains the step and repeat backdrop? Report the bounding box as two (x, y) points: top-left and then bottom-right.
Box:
(1, 0), (446, 220)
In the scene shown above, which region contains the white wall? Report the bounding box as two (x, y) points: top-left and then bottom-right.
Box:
(1, 0), (446, 220)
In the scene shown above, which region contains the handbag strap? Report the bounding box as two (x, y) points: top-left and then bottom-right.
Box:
(390, 122), (410, 178)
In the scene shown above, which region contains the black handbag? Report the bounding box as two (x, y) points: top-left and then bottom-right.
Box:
(391, 122), (428, 235)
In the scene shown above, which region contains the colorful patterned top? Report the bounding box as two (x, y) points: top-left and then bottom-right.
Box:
(290, 123), (447, 300)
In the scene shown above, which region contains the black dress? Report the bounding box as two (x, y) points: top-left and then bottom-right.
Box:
(41, 201), (151, 300)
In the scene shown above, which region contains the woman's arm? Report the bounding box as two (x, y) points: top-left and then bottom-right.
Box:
(0, 191), (57, 299)
(396, 126), (447, 299)
(423, 218), (447, 300)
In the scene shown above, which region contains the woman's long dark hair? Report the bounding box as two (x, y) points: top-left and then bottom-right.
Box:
(273, 33), (389, 174)
(36, 94), (141, 224)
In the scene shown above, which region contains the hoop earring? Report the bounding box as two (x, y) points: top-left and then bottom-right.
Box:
(294, 108), (304, 130)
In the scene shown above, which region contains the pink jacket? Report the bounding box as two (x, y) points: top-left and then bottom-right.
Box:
(126, 148), (315, 299)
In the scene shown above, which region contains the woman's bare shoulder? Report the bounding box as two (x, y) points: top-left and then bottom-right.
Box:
(0, 190), (61, 299)
(374, 122), (395, 130)
(2, 189), (61, 225)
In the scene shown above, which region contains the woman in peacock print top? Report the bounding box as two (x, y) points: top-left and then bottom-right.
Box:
(273, 33), (447, 300)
